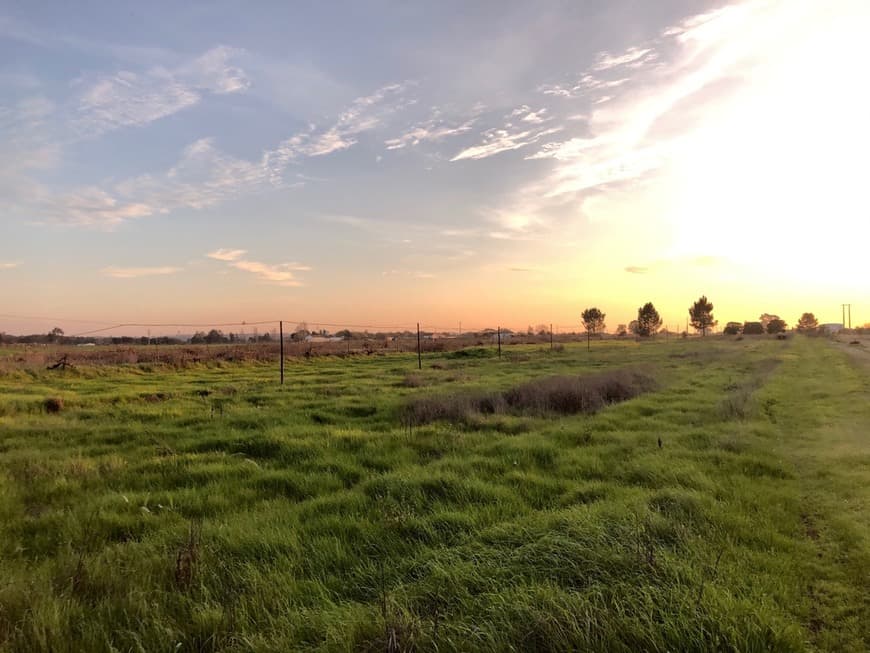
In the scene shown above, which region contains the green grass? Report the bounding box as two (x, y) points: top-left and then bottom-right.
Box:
(0, 337), (867, 652)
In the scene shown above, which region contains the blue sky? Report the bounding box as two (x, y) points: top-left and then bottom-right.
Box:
(2, 1), (868, 334)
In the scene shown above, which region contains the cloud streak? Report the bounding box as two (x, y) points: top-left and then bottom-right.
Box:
(265, 83), (413, 177)
(74, 46), (250, 138)
(101, 266), (183, 278)
(385, 111), (476, 150)
(451, 125), (561, 161)
(207, 248), (311, 287)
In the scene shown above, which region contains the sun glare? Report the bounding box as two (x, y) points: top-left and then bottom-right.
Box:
(668, 2), (870, 281)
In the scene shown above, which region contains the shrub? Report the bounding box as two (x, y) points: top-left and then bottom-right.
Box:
(44, 397), (64, 413)
(743, 322), (764, 335)
(403, 368), (655, 425)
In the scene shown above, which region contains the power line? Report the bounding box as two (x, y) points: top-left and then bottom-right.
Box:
(3, 315), (589, 339)
(0, 313), (117, 326)
(70, 320), (278, 337)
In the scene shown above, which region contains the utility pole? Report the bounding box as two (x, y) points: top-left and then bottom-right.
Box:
(416, 322), (422, 370)
(550, 323), (553, 351)
(497, 326), (501, 358)
(842, 304), (851, 329)
(279, 321), (284, 384)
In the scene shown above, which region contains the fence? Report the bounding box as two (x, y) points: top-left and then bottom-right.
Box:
(0, 316), (607, 379)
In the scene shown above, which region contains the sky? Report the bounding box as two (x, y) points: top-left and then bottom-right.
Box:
(2, 0), (869, 336)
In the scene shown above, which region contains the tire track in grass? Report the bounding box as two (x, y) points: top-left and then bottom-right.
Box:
(758, 338), (870, 650)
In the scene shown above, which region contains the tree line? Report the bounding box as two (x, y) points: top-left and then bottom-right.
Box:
(579, 298), (850, 338)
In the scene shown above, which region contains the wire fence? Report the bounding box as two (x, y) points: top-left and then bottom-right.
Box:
(1, 313), (628, 377)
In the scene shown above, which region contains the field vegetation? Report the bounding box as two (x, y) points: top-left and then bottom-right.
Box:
(0, 336), (867, 651)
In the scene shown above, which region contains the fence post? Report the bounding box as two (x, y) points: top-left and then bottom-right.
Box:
(279, 321), (284, 385)
(550, 323), (553, 351)
(497, 326), (501, 358)
(417, 323), (422, 370)
(587, 329), (590, 352)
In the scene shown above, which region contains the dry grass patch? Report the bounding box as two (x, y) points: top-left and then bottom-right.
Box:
(403, 368), (656, 426)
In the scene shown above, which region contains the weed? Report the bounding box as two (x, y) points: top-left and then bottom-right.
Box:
(174, 521), (202, 591)
(43, 396), (63, 413)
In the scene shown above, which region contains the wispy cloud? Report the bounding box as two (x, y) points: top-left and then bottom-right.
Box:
(207, 248), (311, 287)
(385, 109), (476, 150)
(382, 269), (436, 279)
(17, 78), (412, 227)
(451, 125), (562, 161)
(76, 71), (199, 136)
(517, 0), (797, 211)
(74, 46), (250, 137)
(0, 262), (21, 270)
(265, 83), (413, 177)
(101, 266), (183, 278)
(206, 248), (247, 262)
(592, 47), (657, 72)
(510, 105), (551, 124)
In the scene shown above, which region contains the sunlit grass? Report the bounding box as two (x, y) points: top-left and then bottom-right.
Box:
(0, 337), (867, 651)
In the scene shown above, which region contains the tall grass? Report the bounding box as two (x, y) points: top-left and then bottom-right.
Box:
(0, 337), (867, 651)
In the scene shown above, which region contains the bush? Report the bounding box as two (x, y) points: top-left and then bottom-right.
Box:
(403, 368), (656, 425)
(743, 322), (764, 335)
(44, 397), (64, 413)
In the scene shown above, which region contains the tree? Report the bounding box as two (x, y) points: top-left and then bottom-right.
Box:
(190, 331), (206, 344)
(636, 303), (662, 337)
(766, 318), (787, 334)
(616, 324), (627, 337)
(689, 295), (717, 336)
(723, 321), (742, 335)
(47, 326), (64, 343)
(759, 313), (780, 330)
(796, 313), (819, 333)
(743, 321), (764, 335)
(581, 307), (606, 335)
(204, 329), (226, 344)
(628, 320), (639, 335)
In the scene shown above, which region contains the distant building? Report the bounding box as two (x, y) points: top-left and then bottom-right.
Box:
(821, 323), (844, 333)
(304, 335), (344, 343)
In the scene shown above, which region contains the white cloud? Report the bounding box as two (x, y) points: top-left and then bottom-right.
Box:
(179, 46), (250, 94)
(385, 112), (476, 150)
(7, 80), (411, 226)
(101, 266), (183, 278)
(509, 105), (550, 124)
(451, 126), (562, 161)
(206, 249), (311, 287)
(75, 46), (250, 137)
(592, 47), (657, 72)
(266, 82), (412, 177)
(206, 248), (247, 261)
(77, 70), (199, 135)
(41, 187), (154, 227)
(0, 262), (21, 270)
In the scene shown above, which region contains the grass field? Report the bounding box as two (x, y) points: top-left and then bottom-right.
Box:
(0, 337), (867, 652)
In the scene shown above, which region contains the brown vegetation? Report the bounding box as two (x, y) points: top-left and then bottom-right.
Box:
(403, 367), (656, 426)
